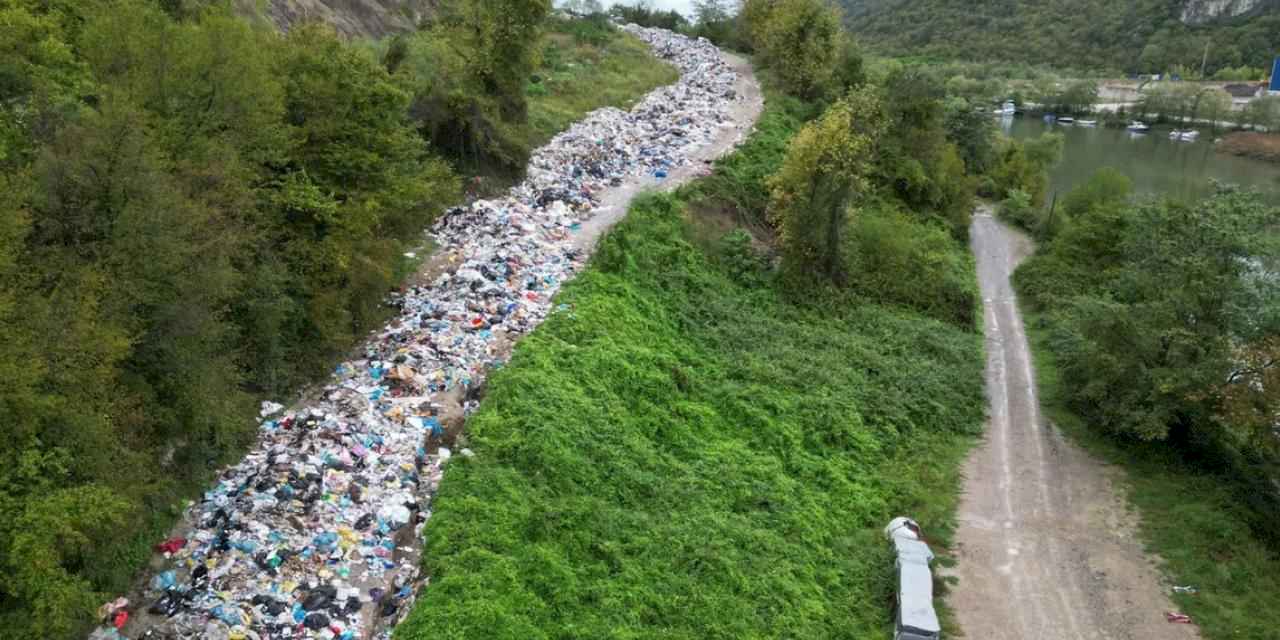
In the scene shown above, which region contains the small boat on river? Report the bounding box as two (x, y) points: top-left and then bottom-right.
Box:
(1076, 119), (1098, 127)
(1170, 130), (1200, 141)
(1058, 116), (1075, 124)
(1127, 121), (1150, 132)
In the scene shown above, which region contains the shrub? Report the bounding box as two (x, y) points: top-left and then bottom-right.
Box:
(845, 206), (978, 327)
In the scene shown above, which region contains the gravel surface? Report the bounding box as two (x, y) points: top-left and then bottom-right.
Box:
(948, 208), (1201, 640)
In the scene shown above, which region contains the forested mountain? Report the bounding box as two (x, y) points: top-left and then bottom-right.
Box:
(838, 0), (1280, 75)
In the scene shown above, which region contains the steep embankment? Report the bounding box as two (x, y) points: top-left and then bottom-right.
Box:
(110, 26), (760, 640)
(393, 193), (985, 639)
(838, 0), (1280, 74)
(235, 0), (435, 37)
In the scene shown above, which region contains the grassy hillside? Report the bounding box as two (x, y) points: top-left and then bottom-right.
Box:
(394, 188), (985, 638)
(839, 0), (1280, 76)
(526, 17), (680, 147)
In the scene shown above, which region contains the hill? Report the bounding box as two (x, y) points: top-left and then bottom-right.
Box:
(838, 0), (1280, 76)
(235, 0), (435, 37)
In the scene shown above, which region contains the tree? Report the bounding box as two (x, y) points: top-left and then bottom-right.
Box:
(692, 0), (735, 45)
(1049, 186), (1280, 443)
(768, 88), (886, 283)
(746, 0), (846, 100)
(694, 0), (731, 24)
(943, 96), (996, 174)
(1196, 87), (1232, 133)
(1241, 95), (1280, 132)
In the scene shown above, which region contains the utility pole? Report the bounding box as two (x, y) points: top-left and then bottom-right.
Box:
(1200, 39), (1211, 80)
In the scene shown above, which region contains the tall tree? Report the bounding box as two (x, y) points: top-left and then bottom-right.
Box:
(768, 88), (885, 283)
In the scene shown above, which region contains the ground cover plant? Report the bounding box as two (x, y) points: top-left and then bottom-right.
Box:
(524, 16), (680, 147)
(395, 192), (985, 639)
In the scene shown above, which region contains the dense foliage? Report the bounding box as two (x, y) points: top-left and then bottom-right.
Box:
(395, 193), (984, 640)
(768, 89), (885, 282)
(1014, 172), (1280, 542)
(0, 1), (683, 635)
(839, 0), (1280, 77)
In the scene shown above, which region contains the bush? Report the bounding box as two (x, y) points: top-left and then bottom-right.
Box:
(1000, 187), (1038, 229)
(845, 206), (978, 327)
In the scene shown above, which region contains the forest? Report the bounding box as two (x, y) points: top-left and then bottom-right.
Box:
(838, 0), (1280, 77)
(0, 0), (686, 635)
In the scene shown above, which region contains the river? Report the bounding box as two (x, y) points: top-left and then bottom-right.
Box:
(1003, 116), (1280, 204)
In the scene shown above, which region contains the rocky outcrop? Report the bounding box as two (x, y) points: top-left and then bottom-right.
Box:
(237, 0), (435, 38)
(1180, 0), (1263, 24)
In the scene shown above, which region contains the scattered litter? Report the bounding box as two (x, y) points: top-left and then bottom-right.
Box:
(154, 537), (186, 556)
(95, 24), (742, 640)
(1165, 611), (1194, 624)
(1172, 585), (1198, 595)
(97, 598), (129, 621)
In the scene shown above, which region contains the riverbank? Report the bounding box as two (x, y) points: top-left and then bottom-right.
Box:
(1216, 131), (1280, 164)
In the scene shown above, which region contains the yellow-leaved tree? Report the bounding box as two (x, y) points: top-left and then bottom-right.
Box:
(767, 87), (885, 283)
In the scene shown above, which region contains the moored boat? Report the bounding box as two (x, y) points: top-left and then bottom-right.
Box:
(1076, 119), (1098, 127)
(1126, 120), (1149, 132)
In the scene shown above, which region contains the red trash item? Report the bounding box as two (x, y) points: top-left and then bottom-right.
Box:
(154, 537), (186, 554)
(1165, 612), (1193, 624)
(113, 610), (129, 629)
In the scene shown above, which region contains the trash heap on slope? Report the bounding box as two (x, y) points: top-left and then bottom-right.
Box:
(93, 25), (740, 640)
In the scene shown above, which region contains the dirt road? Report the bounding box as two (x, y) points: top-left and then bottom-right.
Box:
(949, 208), (1200, 640)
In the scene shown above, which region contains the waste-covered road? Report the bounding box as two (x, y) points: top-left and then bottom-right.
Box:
(96, 26), (761, 640)
(949, 208), (1200, 640)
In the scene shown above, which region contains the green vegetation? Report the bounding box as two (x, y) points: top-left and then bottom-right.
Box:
(1009, 169), (1280, 637)
(990, 133), (1065, 231)
(768, 89), (886, 282)
(395, 191), (984, 639)
(525, 19), (679, 147)
(396, 5), (1013, 634)
(1025, 314), (1280, 640)
(838, 0), (1280, 77)
(0, 1), (678, 635)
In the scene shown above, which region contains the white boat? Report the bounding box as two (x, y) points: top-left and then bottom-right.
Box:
(1058, 116), (1075, 124)
(1000, 100), (1016, 115)
(1076, 119), (1098, 127)
(1127, 121), (1150, 132)
(1169, 130), (1200, 141)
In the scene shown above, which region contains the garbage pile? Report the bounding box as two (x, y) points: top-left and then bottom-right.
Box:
(94, 25), (742, 640)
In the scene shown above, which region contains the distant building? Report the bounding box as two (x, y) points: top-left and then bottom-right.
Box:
(1225, 83), (1266, 108)
(1225, 83), (1264, 99)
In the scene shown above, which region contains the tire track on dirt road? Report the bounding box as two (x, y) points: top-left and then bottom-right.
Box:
(948, 208), (1200, 640)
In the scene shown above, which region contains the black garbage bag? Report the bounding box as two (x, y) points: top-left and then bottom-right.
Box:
(304, 612), (330, 630)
